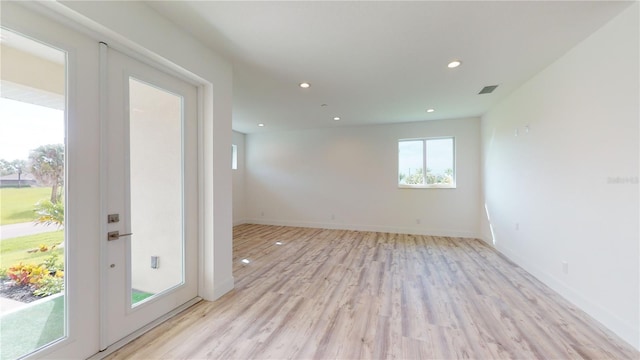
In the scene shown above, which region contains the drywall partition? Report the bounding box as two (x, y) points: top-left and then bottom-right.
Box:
(54, 1), (235, 301)
(246, 118), (481, 237)
(233, 131), (247, 225)
(480, 3), (639, 349)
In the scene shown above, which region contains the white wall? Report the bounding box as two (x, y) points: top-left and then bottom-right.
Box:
(246, 118), (480, 237)
(232, 131), (247, 225)
(481, 3), (639, 349)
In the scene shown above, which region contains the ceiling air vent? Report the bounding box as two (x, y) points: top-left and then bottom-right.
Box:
(479, 85), (498, 94)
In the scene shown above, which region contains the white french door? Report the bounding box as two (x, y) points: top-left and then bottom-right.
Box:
(2, 3), (205, 358)
(1, 2), (101, 358)
(102, 45), (199, 348)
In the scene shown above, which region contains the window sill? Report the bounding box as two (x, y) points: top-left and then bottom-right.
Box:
(398, 184), (456, 189)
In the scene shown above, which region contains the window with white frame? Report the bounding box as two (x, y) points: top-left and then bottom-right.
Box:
(398, 137), (455, 188)
(231, 144), (238, 170)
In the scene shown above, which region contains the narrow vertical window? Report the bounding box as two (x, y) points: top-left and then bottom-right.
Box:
(398, 137), (455, 188)
(231, 144), (238, 170)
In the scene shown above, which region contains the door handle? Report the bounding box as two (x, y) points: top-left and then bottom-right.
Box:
(107, 231), (133, 241)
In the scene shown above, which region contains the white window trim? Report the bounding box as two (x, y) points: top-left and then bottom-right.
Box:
(398, 136), (456, 189)
(231, 144), (238, 170)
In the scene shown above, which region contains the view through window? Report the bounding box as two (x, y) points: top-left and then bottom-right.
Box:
(398, 137), (455, 187)
(232, 144), (238, 170)
(0, 29), (66, 359)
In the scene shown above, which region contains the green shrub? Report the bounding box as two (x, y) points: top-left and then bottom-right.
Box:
(33, 200), (64, 228)
(33, 276), (64, 297)
(6, 253), (65, 296)
(7, 263), (48, 285)
(42, 253), (63, 274)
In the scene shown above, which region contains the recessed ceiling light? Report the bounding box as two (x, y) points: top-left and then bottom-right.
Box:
(299, 82), (310, 88)
(258, 123), (265, 127)
(447, 60), (462, 68)
(426, 108), (435, 113)
(333, 117), (341, 121)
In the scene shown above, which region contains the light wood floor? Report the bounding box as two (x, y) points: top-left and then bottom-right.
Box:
(108, 224), (638, 359)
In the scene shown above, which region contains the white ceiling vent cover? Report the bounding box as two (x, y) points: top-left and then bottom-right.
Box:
(479, 85), (499, 94)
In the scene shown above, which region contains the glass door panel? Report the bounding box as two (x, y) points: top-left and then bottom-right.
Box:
(129, 78), (184, 306)
(104, 46), (197, 348)
(0, 28), (66, 360)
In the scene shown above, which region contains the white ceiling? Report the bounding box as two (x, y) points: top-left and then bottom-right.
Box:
(1, 29), (66, 110)
(147, 1), (633, 134)
(0, 29), (65, 65)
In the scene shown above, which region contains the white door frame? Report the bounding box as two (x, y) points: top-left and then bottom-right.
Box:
(92, 29), (212, 354)
(31, 0), (235, 306)
(1, 2), (101, 359)
(3, 1), (231, 359)
(99, 43), (200, 350)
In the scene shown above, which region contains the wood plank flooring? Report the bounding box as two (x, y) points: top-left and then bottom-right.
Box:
(107, 224), (638, 359)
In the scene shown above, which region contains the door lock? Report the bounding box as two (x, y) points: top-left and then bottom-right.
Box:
(107, 231), (133, 241)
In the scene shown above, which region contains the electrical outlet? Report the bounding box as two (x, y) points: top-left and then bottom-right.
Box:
(151, 256), (159, 269)
(515, 223), (519, 231)
(260, 211), (264, 217)
(562, 261), (568, 274)
(416, 219), (421, 225)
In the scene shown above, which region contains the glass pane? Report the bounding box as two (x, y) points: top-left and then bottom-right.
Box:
(231, 144), (238, 170)
(0, 29), (66, 358)
(398, 140), (424, 185)
(129, 78), (183, 306)
(425, 138), (454, 185)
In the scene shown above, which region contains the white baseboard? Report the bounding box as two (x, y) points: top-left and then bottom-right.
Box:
(496, 244), (639, 351)
(233, 219), (249, 226)
(89, 297), (203, 359)
(245, 218), (481, 239)
(210, 276), (235, 301)
(243, 219), (638, 350)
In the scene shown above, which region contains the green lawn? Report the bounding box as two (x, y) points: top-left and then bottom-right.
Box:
(132, 289), (155, 304)
(0, 231), (64, 269)
(0, 191), (66, 359)
(0, 294), (64, 360)
(0, 187), (51, 225)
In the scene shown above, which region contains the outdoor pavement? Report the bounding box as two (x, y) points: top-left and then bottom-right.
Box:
(0, 222), (60, 240)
